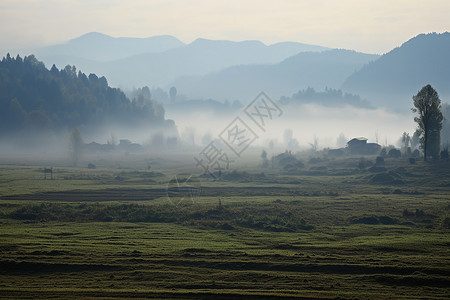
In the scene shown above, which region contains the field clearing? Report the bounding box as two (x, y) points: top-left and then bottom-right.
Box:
(0, 158), (449, 299)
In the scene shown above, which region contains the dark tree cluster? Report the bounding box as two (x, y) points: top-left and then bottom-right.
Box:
(279, 87), (371, 108)
(0, 54), (172, 141)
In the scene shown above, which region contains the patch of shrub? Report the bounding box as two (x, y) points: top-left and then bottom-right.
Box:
(442, 217), (450, 229)
(9, 203), (178, 223)
(388, 148), (401, 158)
(328, 148), (345, 157)
(279, 155), (298, 167)
(358, 158), (372, 169)
(375, 156), (385, 165)
(221, 170), (265, 182)
(349, 215), (398, 225)
(402, 208), (437, 225)
(283, 161), (305, 172)
(369, 172), (404, 185)
(368, 166), (387, 173)
(412, 149), (420, 157)
(309, 157), (323, 164)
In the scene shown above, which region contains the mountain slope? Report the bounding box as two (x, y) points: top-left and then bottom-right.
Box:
(32, 33), (328, 88)
(342, 32), (450, 109)
(170, 49), (378, 101)
(36, 32), (185, 62)
(97, 38), (329, 88)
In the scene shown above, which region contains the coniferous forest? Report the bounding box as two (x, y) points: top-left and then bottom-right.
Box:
(0, 54), (173, 144)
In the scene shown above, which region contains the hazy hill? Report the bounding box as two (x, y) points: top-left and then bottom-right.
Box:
(33, 33), (328, 88)
(171, 49), (378, 102)
(36, 32), (185, 62)
(0, 54), (175, 146)
(342, 32), (450, 109)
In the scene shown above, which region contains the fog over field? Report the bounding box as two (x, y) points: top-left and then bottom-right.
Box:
(167, 102), (415, 151)
(1, 2), (450, 299)
(2, 32), (448, 160)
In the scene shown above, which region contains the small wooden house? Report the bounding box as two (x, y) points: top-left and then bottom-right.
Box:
(347, 137), (380, 155)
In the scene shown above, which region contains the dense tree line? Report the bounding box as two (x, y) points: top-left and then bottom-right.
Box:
(279, 87), (371, 108)
(0, 54), (173, 141)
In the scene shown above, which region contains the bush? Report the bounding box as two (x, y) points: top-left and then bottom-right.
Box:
(442, 217), (450, 229)
(328, 148), (345, 157)
(440, 148), (449, 160)
(388, 148), (401, 158)
(375, 156), (385, 165)
(368, 166), (387, 173)
(349, 215), (397, 225)
(369, 172), (404, 185)
(283, 161), (305, 172)
(358, 158), (372, 169)
(412, 149), (420, 157)
(308, 157), (323, 164)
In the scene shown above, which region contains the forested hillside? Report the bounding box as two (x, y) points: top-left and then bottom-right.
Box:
(342, 32), (450, 109)
(0, 54), (174, 144)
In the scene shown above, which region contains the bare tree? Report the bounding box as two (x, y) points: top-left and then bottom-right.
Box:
(309, 135), (319, 152)
(401, 132), (411, 155)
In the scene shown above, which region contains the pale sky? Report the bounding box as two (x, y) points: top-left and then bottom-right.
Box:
(1, 0), (449, 54)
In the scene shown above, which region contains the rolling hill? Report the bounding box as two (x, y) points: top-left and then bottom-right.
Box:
(33, 33), (328, 88)
(35, 32), (186, 62)
(171, 49), (378, 102)
(342, 32), (450, 109)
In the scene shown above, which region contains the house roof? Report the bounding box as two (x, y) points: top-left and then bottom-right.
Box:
(349, 137), (368, 142)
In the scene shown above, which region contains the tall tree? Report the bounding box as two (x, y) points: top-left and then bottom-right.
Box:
(411, 85), (443, 160)
(169, 86), (177, 103)
(69, 128), (84, 167)
(401, 132), (411, 155)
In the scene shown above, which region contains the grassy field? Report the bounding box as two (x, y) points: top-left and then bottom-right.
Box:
(0, 156), (449, 299)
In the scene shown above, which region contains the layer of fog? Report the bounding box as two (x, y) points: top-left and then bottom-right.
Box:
(0, 101), (416, 168)
(166, 103), (416, 153)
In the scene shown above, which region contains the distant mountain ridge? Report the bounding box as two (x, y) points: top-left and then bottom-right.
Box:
(342, 32), (450, 109)
(32, 32), (329, 88)
(35, 32), (186, 62)
(22, 31), (450, 111)
(171, 49), (378, 101)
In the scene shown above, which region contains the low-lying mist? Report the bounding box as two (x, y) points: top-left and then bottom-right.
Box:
(0, 100), (417, 169)
(167, 103), (415, 152)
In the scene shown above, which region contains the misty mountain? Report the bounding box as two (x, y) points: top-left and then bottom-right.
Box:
(0, 54), (175, 146)
(171, 49), (378, 102)
(342, 32), (450, 109)
(36, 32), (185, 62)
(34, 33), (328, 88)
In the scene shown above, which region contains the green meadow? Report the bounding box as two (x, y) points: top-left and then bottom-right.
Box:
(0, 157), (449, 299)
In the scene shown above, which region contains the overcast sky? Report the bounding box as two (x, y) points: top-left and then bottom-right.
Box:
(1, 0), (449, 54)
